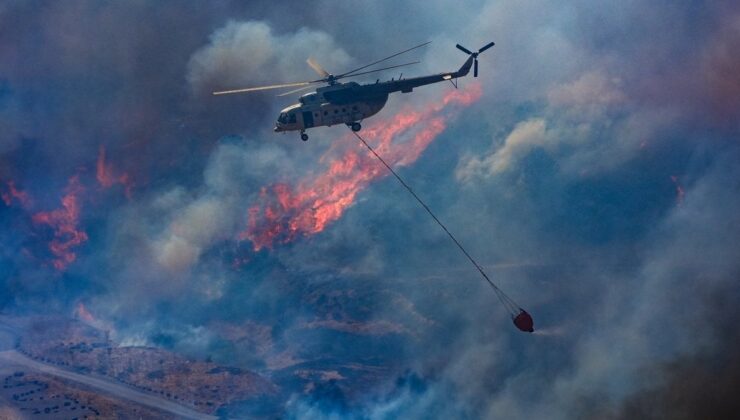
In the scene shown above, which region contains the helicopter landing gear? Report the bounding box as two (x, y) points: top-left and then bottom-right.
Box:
(350, 122), (362, 132)
(300, 131), (308, 141)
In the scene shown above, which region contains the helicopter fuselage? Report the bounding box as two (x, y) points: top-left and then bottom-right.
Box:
(274, 82), (388, 133)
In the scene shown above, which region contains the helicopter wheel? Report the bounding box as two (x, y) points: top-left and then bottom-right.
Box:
(351, 122), (362, 132)
(300, 133), (309, 141)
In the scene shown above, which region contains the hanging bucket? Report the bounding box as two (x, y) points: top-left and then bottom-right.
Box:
(512, 309), (534, 333)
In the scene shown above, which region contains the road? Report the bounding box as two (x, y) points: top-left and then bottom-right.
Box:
(0, 350), (218, 420)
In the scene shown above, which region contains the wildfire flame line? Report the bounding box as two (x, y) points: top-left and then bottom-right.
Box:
(97, 145), (133, 198)
(4, 145), (133, 272)
(75, 302), (97, 324)
(241, 85), (482, 251)
(670, 175), (685, 206)
(75, 302), (114, 334)
(31, 175), (89, 271)
(1, 180), (31, 207)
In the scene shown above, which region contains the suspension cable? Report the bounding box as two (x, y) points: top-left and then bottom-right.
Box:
(351, 130), (520, 315)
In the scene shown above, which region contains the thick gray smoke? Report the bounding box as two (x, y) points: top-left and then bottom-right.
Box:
(188, 20), (352, 95)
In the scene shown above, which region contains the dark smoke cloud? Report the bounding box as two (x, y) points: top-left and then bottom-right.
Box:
(615, 291), (740, 420)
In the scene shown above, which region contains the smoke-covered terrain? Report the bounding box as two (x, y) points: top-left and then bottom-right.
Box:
(1, 1), (739, 418)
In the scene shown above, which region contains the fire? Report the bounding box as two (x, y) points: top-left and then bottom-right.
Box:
(31, 175), (89, 271)
(670, 175), (685, 206)
(97, 145), (133, 198)
(75, 302), (96, 324)
(242, 84), (482, 250)
(4, 147), (132, 271)
(1, 180), (31, 207)
(74, 302), (114, 334)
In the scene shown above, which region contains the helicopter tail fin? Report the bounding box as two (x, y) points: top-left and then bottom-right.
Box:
(453, 55), (475, 78)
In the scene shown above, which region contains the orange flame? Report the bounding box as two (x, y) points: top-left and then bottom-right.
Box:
(241, 84), (482, 250)
(670, 175), (685, 206)
(74, 302), (114, 333)
(97, 145), (133, 198)
(1, 180), (31, 207)
(75, 302), (96, 323)
(31, 175), (89, 271)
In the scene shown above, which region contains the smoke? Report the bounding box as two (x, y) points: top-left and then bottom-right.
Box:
(187, 20), (352, 96)
(455, 61), (663, 183)
(456, 118), (550, 180)
(614, 288), (740, 420)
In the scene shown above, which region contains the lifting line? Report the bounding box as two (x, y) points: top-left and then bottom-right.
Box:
(351, 130), (521, 316)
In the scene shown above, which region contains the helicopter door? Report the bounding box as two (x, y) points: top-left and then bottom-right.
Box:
(302, 111), (314, 128)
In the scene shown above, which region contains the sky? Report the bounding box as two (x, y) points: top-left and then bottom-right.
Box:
(1, 0), (739, 418)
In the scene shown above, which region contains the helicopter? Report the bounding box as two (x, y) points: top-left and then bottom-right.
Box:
(213, 41), (495, 141)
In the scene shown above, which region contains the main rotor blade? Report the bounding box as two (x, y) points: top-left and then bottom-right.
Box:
(306, 57), (330, 78)
(213, 81), (314, 96)
(478, 41), (495, 53)
(276, 85), (315, 97)
(336, 61), (420, 80)
(456, 44), (473, 55)
(338, 41), (430, 78)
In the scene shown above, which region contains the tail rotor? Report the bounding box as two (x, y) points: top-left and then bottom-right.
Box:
(456, 41), (494, 77)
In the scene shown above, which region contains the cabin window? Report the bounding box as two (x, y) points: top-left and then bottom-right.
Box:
(352, 105), (358, 111)
(334, 109), (338, 114)
(324, 111), (328, 116)
(288, 113), (296, 123)
(342, 108), (346, 112)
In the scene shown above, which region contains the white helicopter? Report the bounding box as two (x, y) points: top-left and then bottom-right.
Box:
(213, 41), (494, 141)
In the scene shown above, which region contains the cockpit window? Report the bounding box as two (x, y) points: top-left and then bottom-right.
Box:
(278, 112), (297, 124)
